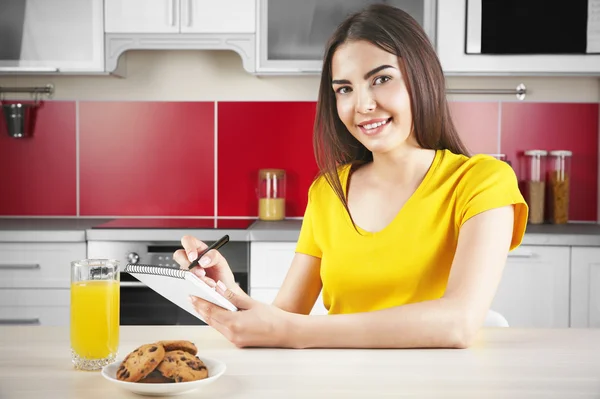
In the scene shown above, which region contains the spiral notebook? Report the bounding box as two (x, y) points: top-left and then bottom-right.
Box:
(123, 264), (238, 323)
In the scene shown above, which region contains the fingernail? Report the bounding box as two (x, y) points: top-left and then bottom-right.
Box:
(200, 257), (211, 267)
(188, 295), (195, 303)
(187, 252), (196, 263)
(194, 268), (206, 277)
(206, 279), (217, 288)
(216, 280), (227, 291)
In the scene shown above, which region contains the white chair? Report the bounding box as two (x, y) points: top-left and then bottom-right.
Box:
(484, 309), (509, 327)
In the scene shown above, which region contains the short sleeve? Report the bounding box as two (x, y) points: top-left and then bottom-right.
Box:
(457, 159), (529, 250)
(295, 182), (323, 258)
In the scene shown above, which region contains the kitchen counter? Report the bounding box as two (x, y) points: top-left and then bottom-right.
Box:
(1, 326), (599, 399)
(1, 218), (600, 246)
(0, 218), (110, 242)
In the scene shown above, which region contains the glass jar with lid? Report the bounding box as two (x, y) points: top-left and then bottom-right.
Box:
(523, 150), (548, 224)
(548, 150), (572, 224)
(257, 169), (286, 221)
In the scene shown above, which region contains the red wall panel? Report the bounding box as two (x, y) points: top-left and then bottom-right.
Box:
(217, 102), (319, 217)
(501, 102), (598, 222)
(79, 101), (215, 216)
(0, 101), (76, 215)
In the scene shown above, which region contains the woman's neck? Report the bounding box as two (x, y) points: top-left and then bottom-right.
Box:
(367, 146), (436, 186)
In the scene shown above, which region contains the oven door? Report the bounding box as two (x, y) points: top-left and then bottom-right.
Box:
(120, 270), (249, 326)
(88, 239), (250, 326)
(119, 272), (203, 326)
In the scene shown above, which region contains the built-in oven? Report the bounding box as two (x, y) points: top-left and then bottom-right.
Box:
(465, 0), (600, 55)
(87, 239), (249, 326)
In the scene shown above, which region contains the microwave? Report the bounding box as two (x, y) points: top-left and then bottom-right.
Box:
(465, 0), (600, 55)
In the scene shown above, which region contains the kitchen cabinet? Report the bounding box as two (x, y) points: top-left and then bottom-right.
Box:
(436, 0), (600, 75)
(0, 290), (70, 326)
(0, 0), (104, 74)
(570, 247), (600, 328)
(104, 0), (255, 34)
(250, 242), (327, 315)
(256, 0), (436, 74)
(0, 242), (85, 326)
(104, 0), (256, 73)
(491, 245), (571, 328)
(0, 242), (86, 288)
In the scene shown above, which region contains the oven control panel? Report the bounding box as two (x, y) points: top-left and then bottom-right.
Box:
(87, 240), (249, 273)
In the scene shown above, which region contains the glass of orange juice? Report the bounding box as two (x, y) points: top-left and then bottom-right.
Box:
(70, 259), (120, 370)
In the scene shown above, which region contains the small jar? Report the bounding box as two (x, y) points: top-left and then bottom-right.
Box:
(548, 150), (572, 224)
(258, 169), (286, 221)
(523, 150), (548, 224)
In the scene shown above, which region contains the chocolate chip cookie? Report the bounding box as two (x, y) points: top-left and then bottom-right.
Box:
(138, 370), (175, 384)
(116, 343), (166, 382)
(157, 350), (208, 382)
(158, 340), (198, 355)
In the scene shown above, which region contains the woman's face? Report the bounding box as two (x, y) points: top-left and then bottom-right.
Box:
(331, 40), (414, 155)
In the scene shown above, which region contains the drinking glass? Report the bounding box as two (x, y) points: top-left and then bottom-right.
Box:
(70, 259), (120, 370)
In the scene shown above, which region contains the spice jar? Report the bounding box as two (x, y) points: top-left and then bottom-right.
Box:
(548, 150), (572, 224)
(258, 169), (286, 221)
(523, 150), (547, 224)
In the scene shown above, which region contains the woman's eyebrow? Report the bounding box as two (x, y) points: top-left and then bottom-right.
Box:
(332, 64), (396, 85)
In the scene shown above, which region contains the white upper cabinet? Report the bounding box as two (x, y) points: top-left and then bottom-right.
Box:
(0, 0), (104, 73)
(181, 0), (256, 33)
(437, 0), (600, 75)
(105, 0), (180, 33)
(256, 0), (436, 74)
(105, 0), (256, 34)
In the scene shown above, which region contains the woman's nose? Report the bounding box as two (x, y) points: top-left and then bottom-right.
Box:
(355, 88), (376, 114)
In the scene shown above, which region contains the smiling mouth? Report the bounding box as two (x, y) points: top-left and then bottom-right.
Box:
(358, 117), (392, 135)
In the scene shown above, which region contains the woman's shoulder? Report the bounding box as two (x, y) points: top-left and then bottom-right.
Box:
(438, 150), (517, 185)
(307, 164), (352, 200)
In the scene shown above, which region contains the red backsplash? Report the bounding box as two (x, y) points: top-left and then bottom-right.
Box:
(501, 103), (598, 222)
(217, 102), (318, 218)
(79, 101), (214, 216)
(449, 102), (499, 155)
(0, 100), (597, 221)
(0, 101), (77, 215)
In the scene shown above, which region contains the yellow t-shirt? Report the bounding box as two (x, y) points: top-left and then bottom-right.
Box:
(295, 149), (528, 315)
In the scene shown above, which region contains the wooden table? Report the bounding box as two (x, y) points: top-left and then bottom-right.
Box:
(1, 326), (599, 398)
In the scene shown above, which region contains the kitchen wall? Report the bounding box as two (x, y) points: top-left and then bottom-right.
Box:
(0, 50), (598, 221)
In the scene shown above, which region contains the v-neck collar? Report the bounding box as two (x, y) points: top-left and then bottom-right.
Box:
(341, 149), (442, 237)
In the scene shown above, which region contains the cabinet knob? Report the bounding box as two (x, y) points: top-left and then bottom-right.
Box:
(127, 252), (140, 264)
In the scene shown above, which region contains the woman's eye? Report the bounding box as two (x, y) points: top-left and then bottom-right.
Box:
(335, 86), (352, 94)
(373, 76), (391, 85)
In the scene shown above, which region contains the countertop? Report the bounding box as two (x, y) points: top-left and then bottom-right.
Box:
(1, 326), (599, 399)
(0, 218), (600, 246)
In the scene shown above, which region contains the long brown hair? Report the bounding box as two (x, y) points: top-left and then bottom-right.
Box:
(313, 3), (469, 218)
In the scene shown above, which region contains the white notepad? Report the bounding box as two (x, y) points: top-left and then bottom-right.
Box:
(123, 264), (237, 323)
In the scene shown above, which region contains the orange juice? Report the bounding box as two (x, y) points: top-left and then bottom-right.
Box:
(70, 280), (120, 359)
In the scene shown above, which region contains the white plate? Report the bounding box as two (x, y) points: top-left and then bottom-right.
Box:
(101, 356), (226, 397)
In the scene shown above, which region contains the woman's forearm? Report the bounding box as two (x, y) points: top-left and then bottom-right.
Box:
(286, 298), (476, 349)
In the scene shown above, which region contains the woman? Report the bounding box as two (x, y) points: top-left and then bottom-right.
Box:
(175, 4), (528, 349)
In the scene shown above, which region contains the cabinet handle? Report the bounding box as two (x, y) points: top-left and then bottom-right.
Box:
(0, 263), (40, 270)
(507, 251), (535, 258)
(187, 0), (192, 26)
(120, 281), (146, 288)
(168, 0), (176, 26)
(0, 318), (40, 325)
(0, 67), (59, 72)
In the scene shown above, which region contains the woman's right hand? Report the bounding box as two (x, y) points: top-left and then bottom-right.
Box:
(173, 235), (240, 293)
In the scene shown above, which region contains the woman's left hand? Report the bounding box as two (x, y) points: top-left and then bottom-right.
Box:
(189, 281), (296, 348)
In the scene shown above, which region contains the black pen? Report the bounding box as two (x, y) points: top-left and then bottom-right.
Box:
(188, 234), (230, 271)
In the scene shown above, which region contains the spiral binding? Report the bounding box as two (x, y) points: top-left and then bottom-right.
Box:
(124, 263), (186, 279)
